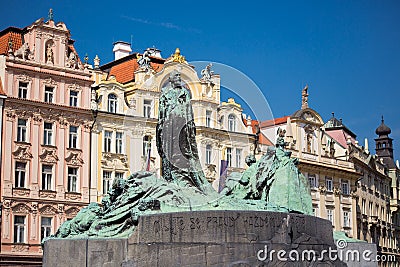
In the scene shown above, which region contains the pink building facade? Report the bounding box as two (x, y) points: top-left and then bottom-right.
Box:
(0, 16), (93, 264)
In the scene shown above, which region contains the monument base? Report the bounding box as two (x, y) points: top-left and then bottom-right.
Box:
(43, 210), (346, 266)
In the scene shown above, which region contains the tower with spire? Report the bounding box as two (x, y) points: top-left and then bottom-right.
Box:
(375, 116), (396, 168)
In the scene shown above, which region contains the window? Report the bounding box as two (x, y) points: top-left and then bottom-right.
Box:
(67, 167), (78, 192)
(14, 216), (25, 243)
(15, 162), (26, 188)
(17, 119), (27, 142)
(326, 177), (333, 191)
(44, 86), (54, 103)
(228, 114), (236, 132)
(69, 126), (78, 148)
(41, 217), (52, 240)
(18, 82), (28, 99)
(108, 94), (117, 113)
(103, 171), (112, 194)
(362, 199), (366, 214)
(104, 131), (112, 152)
(343, 211), (350, 227)
(143, 136), (151, 156)
(70, 91), (78, 107)
(43, 122), (53, 145)
(42, 165), (52, 190)
(236, 149), (242, 168)
(308, 174), (316, 189)
(115, 172), (124, 180)
(116, 132), (123, 154)
(327, 209), (334, 225)
(206, 145), (212, 164)
(312, 207), (318, 216)
(143, 100), (152, 118)
(341, 180), (350, 195)
(206, 110), (212, 127)
(226, 147), (232, 167)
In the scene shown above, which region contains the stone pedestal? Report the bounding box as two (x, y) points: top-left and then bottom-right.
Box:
(43, 210), (346, 266)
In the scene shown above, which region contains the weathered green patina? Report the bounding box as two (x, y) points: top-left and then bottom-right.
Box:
(44, 70), (312, 242)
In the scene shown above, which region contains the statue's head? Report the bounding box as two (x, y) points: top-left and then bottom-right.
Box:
(169, 70), (182, 88)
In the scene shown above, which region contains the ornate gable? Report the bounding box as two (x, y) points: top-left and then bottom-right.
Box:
(39, 205), (58, 215)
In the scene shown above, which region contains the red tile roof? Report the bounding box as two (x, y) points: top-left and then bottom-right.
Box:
(108, 56), (165, 84)
(109, 58), (138, 84)
(250, 119), (273, 146)
(259, 116), (290, 128)
(0, 28), (23, 55)
(0, 77), (6, 96)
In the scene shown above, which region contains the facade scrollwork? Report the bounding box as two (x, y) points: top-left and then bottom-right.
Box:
(39, 205), (58, 215)
(12, 145), (33, 161)
(65, 207), (80, 217)
(16, 73), (33, 83)
(5, 109), (16, 121)
(11, 203), (31, 214)
(101, 152), (129, 169)
(39, 147), (59, 163)
(333, 187), (342, 197)
(65, 152), (84, 166)
(42, 77), (58, 87)
(39, 190), (57, 199)
(318, 185), (327, 194)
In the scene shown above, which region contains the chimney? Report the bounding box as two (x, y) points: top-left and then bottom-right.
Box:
(113, 41), (132, 60)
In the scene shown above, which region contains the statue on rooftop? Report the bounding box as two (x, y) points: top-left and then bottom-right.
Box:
(137, 48), (155, 71)
(301, 85), (309, 109)
(200, 63), (214, 86)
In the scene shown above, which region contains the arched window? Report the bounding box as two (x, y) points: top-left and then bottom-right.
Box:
(206, 145), (212, 164)
(228, 114), (236, 132)
(108, 94), (117, 113)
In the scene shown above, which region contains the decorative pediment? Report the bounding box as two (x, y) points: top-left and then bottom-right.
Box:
(65, 207), (80, 217)
(12, 203), (31, 214)
(65, 152), (84, 166)
(40, 148), (59, 163)
(292, 108), (324, 125)
(301, 111), (318, 123)
(68, 83), (82, 91)
(39, 205), (58, 215)
(101, 153), (129, 169)
(16, 73), (32, 83)
(42, 77), (58, 87)
(13, 145), (33, 161)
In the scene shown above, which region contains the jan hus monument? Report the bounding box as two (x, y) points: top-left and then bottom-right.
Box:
(43, 70), (345, 266)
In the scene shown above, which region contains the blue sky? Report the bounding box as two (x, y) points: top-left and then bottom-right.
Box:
(1, 0), (399, 160)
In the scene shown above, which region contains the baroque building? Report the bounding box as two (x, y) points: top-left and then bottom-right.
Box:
(261, 86), (400, 264)
(90, 45), (255, 201)
(0, 14), (93, 264)
(261, 86), (360, 237)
